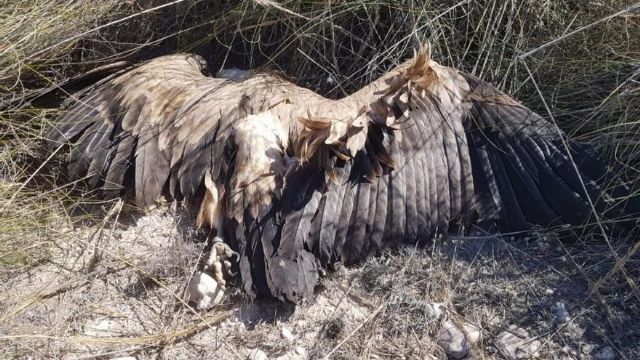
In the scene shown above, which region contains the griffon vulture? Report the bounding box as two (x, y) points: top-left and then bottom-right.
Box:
(45, 46), (639, 303)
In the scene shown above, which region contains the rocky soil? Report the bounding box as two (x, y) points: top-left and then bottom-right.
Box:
(1, 203), (637, 359)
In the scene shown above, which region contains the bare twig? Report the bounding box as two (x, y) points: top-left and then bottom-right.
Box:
(519, 3), (640, 59)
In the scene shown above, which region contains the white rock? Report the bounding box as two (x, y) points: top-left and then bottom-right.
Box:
(581, 343), (595, 356)
(248, 348), (268, 360)
(462, 323), (482, 344)
(295, 346), (307, 357)
(84, 318), (121, 337)
(281, 326), (295, 341)
(438, 319), (471, 359)
(555, 302), (570, 323)
(593, 346), (615, 360)
(110, 357), (137, 360)
(188, 271), (224, 309)
(274, 352), (305, 360)
(495, 326), (541, 359)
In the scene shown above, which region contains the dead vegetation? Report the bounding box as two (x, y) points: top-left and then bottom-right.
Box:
(1, 0), (640, 359)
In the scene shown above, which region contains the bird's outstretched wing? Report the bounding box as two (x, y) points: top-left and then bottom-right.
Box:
(47, 54), (233, 209)
(242, 50), (640, 302)
(46, 54), (296, 230)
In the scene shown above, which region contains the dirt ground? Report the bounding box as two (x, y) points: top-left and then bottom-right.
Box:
(1, 203), (638, 359)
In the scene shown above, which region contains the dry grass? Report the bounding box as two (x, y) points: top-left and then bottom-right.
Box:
(1, 0), (640, 359)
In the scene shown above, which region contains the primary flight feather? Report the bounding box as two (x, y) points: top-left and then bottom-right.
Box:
(46, 47), (639, 303)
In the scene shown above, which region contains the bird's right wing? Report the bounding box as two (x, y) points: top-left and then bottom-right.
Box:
(46, 54), (235, 211)
(46, 54), (293, 231)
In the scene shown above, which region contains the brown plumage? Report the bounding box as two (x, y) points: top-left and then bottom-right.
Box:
(46, 46), (639, 303)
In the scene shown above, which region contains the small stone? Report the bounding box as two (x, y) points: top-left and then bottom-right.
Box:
(295, 346), (307, 357)
(495, 325), (541, 359)
(555, 302), (570, 323)
(248, 348), (268, 360)
(84, 318), (121, 337)
(110, 357), (137, 360)
(545, 288), (554, 295)
(561, 345), (578, 357)
(188, 271), (224, 309)
(281, 326), (295, 341)
(438, 319), (471, 359)
(462, 323), (482, 344)
(581, 343), (595, 355)
(593, 346), (615, 360)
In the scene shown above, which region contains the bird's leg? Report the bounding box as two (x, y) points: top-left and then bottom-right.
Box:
(205, 237), (239, 288)
(203, 204), (239, 288)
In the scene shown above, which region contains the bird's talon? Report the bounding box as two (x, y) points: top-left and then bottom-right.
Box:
(204, 237), (238, 289)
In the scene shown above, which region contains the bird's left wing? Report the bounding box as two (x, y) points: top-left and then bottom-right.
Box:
(242, 49), (639, 303)
(461, 73), (640, 232)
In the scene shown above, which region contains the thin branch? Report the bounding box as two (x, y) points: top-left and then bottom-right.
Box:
(519, 2), (640, 59)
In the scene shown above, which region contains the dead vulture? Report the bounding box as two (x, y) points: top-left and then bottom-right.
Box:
(46, 46), (639, 303)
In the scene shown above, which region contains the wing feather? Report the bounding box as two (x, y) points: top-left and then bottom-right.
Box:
(398, 119), (419, 244)
(103, 134), (135, 197)
(411, 120), (430, 240)
(47, 54), (243, 212)
(370, 169), (390, 250)
(316, 163), (350, 264)
(342, 181), (371, 264)
(333, 163), (358, 257)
